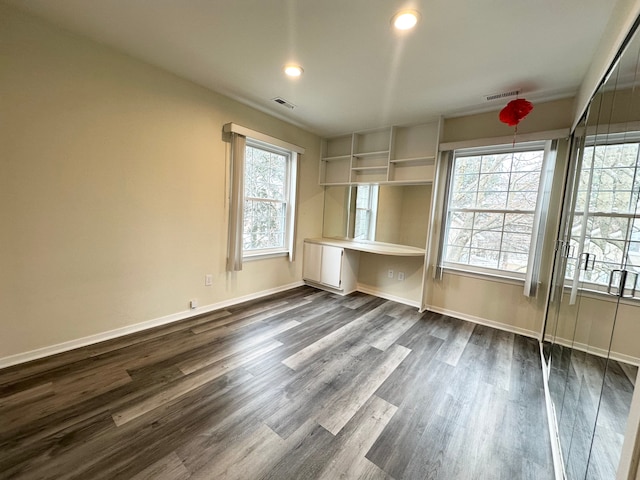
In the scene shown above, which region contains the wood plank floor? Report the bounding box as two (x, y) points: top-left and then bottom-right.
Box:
(0, 287), (553, 479)
(548, 343), (637, 479)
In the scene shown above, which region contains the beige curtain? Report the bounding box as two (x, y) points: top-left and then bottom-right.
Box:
(227, 133), (246, 271)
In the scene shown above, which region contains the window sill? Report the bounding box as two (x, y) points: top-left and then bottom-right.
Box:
(243, 251), (289, 262)
(442, 265), (526, 287)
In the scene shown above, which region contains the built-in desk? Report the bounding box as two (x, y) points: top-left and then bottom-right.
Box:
(304, 238), (425, 257)
(302, 238), (425, 296)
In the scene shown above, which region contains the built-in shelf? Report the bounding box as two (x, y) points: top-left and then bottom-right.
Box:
(351, 166), (388, 171)
(323, 154), (351, 162)
(319, 120), (441, 185)
(389, 156), (435, 164)
(353, 150), (390, 159)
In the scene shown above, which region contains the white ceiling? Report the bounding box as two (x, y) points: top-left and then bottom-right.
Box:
(7, 0), (620, 136)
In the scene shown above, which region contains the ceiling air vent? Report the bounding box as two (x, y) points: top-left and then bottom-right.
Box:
(272, 97), (295, 109)
(484, 89), (521, 102)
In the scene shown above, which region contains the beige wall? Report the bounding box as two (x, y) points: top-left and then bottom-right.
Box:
(429, 274), (545, 336)
(442, 98), (575, 144)
(0, 5), (323, 361)
(374, 186), (403, 244)
(357, 254), (424, 306)
(550, 294), (640, 362)
(322, 186), (349, 238)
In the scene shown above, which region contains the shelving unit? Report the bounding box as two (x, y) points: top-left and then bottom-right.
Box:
(319, 120), (441, 185)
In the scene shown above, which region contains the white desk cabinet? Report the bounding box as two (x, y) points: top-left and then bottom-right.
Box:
(303, 241), (358, 293)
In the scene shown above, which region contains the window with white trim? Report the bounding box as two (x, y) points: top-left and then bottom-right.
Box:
(243, 139), (295, 257)
(353, 185), (379, 241)
(566, 138), (640, 290)
(443, 143), (546, 277)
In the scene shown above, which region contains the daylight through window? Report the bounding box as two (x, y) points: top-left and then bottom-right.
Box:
(243, 140), (293, 255)
(567, 140), (640, 288)
(444, 144), (546, 276)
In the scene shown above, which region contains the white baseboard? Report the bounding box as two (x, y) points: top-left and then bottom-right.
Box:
(0, 281), (305, 370)
(543, 334), (640, 367)
(424, 304), (540, 339)
(356, 284), (421, 309)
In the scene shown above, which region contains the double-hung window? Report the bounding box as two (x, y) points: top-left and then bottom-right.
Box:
(567, 135), (640, 291)
(352, 185), (379, 241)
(443, 142), (548, 278)
(243, 139), (295, 257)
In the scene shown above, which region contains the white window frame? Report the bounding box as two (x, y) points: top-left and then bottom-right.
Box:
(242, 138), (297, 260)
(352, 185), (379, 241)
(565, 133), (640, 297)
(442, 141), (550, 280)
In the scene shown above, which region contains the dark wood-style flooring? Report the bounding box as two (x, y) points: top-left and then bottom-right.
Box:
(549, 343), (637, 480)
(0, 287), (553, 479)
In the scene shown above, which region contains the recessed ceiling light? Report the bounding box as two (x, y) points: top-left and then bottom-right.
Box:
(392, 10), (420, 30)
(283, 64), (304, 77)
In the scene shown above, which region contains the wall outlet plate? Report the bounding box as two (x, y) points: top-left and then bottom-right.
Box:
(388, 269), (394, 278)
(398, 272), (405, 281)
(205, 274), (213, 286)
(190, 299), (198, 309)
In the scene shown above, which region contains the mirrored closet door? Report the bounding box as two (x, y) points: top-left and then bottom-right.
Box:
(544, 20), (640, 480)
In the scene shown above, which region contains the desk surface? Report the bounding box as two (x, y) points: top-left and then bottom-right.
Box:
(304, 238), (425, 257)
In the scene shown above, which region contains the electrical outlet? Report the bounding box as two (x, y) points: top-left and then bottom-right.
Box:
(398, 272), (405, 281)
(190, 299), (198, 309)
(205, 274), (213, 286)
(388, 269), (394, 278)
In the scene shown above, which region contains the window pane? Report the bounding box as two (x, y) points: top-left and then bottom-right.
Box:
(478, 172), (510, 192)
(512, 151), (544, 172)
(354, 210), (371, 240)
(455, 156), (481, 175)
(589, 216), (629, 241)
(471, 230), (502, 250)
(449, 211), (474, 229)
(355, 185), (371, 208)
(450, 192), (476, 209)
(499, 252), (529, 272)
(481, 154), (512, 173)
(446, 246), (470, 264)
(474, 212), (504, 231)
(447, 228), (472, 248)
(452, 173), (479, 193)
(504, 213), (534, 234)
(470, 248), (499, 268)
(584, 238), (625, 265)
(507, 191), (538, 210)
(502, 233), (531, 254)
(245, 146), (286, 200)
(476, 191), (508, 209)
(509, 169), (541, 192)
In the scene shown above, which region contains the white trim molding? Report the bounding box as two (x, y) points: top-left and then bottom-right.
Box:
(543, 334), (640, 367)
(425, 305), (540, 339)
(356, 284), (421, 309)
(439, 128), (569, 152)
(0, 281), (304, 370)
(223, 123), (305, 154)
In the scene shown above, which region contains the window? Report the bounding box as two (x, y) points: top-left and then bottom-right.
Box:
(443, 143), (546, 277)
(567, 138), (640, 289)
(243, 139), (295, 257)
(352, 185), (378, 241)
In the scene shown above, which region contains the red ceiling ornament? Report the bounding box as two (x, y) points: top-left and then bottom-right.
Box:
(499, 98), (533, 144)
